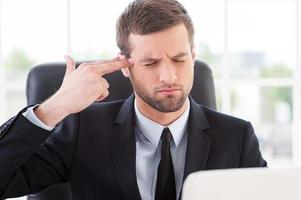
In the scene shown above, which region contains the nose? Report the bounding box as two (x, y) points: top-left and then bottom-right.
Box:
(158, 62), (177, 83)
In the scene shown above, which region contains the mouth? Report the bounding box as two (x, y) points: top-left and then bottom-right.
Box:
(157, 88), (181, 95)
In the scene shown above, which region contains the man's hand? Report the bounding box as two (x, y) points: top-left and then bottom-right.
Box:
(34, 55), (132, 127)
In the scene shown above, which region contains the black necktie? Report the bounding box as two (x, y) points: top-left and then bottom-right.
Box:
(155, 128), (177, 200)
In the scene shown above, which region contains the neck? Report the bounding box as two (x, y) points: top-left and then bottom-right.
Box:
(135, 97), (189, 126)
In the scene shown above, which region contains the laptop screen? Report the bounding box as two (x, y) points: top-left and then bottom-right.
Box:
(182, 167), (301, 200)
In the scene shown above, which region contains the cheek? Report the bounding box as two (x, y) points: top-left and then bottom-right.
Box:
(178, 64), (194, 81)
(130, 65), (157, 82)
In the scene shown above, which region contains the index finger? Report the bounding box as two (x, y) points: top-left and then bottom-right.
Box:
(92, 59), (132, 76)
(87, 57), (120, 65)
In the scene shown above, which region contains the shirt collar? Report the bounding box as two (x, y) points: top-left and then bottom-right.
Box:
(134, 98), (190, 148)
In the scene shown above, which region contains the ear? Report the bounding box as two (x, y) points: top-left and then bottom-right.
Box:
(121, 68), (130, 78)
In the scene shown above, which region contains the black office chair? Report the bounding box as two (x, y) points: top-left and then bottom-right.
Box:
(25, 60), (216, 200)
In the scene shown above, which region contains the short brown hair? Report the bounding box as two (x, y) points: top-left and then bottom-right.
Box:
(116, 0), (194, 57)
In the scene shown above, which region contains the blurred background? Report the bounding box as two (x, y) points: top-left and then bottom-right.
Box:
(1, 2), (301, 196)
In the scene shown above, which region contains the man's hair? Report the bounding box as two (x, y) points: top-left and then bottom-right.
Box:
(116, 0), (194, 57)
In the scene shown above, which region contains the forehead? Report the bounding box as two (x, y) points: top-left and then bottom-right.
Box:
(128, 23), (191, 58)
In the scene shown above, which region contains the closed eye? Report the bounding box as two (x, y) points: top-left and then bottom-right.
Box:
(173, 59), (185, 63)
(144, 61), (158, 66)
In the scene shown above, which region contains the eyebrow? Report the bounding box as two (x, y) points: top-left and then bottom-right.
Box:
(139, 57), (161, 64)
(170, 52), (189, 59)
(139, 52), (189, 64)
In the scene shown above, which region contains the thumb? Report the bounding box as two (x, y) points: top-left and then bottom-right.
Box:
(64, 55), (76, 76)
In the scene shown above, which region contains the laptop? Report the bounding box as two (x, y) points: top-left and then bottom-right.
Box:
(182, 167), (301, 200)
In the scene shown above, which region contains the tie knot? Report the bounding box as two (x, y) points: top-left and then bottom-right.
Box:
(161, 128), (173, 144)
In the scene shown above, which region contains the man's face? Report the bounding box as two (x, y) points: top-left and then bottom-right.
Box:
(125, 23), (195, 113)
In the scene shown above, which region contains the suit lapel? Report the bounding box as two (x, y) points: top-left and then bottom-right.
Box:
(109, 95), (141, 200)
(183, 98), (212, 180)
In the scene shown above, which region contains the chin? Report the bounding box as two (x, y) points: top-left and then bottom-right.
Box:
(151, 96), (187, 113)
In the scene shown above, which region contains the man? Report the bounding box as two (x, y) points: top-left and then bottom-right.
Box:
(0, 0), (267, 200)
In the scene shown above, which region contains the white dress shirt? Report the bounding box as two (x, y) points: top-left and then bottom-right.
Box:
(134, 100), (189, 200)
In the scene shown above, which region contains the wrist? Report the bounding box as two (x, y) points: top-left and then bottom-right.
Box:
(34, 96), (69, 127)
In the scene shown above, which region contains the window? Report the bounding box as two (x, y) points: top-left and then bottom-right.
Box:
(225, 0), (297, 166)
(0, 0), (68, 122)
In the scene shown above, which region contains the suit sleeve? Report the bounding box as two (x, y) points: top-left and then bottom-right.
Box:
(0, 107), (79, 199)
(239, 121), (267, 167)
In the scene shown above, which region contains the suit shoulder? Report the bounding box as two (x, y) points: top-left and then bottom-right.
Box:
(200, 105), (250, 129)
(197, 105), (266, 168)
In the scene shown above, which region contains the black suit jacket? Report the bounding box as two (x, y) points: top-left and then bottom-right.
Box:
(0, 95), (267, 200)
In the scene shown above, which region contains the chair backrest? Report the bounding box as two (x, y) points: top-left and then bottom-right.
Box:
(25, 59), (216, 200)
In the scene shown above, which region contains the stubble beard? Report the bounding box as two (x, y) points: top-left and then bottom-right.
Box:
(131, 78), (192, 113)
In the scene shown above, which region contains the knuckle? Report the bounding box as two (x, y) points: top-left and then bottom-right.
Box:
(102, 90), (109, 98)
(79, 64), (93, 73)
(100, 78), (109, 88)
